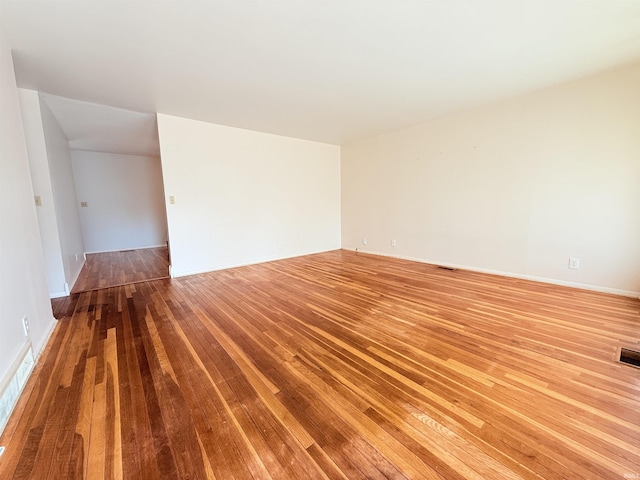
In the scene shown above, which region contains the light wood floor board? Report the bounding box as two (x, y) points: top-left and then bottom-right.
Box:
(71, 247), (170, 294)
(2, 250), (639, 479)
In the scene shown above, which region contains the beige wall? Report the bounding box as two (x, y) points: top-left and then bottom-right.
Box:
(157, 114), (341, 277)
(39, 98), (86, 290)
(0, 33), (55, 388)
(342, 63), (640, 295)
(72, 151), (167, 253)
(18, 88), (67, 297)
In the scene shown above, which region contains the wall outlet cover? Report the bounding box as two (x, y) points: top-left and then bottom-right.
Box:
(22, 316), (30, 336)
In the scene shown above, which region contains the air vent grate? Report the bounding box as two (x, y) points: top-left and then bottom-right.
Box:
(619, 348), (640, 368)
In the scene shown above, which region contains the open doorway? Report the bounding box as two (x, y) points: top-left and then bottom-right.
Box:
(68, 148), (169, 293)
(23, 92), (170, 299)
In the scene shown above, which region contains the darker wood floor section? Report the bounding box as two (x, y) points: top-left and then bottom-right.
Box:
(71, 247), (170, 294)
(50, 295), (79, 320)
(2, 250), (639, 479)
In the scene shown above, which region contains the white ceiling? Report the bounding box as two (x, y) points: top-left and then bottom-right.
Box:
(2, 1), (640, 147)
(41, 93), (159, 156)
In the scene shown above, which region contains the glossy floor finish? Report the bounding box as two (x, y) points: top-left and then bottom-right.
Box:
(1, 250), (639, 479)
(71, 247), (170, 294)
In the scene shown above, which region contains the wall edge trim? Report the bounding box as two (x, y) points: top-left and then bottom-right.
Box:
(343, 248), (640, 298)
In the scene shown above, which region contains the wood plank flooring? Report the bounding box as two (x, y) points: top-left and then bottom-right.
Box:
(71, 247), (170, 294)
(2, 250), (639, 479)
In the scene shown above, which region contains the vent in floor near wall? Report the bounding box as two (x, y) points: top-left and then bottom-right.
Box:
(619, 348), (640, 368)
(0, 342), (34, 435)
(437, 265), (456, 271)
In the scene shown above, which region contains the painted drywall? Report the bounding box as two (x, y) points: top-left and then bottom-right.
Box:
(39, 98), (85, 290)
(0, 32), (55, 387)
(71, 151), (168, 253)
(18, 89), (67, 297)
(157, 114), (341, 277)
(342, 62), (640, 296)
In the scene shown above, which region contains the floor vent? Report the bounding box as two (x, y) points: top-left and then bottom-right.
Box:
(619, 348), (640, 368)
(437, 265), (456, 271)
(0, 342), (34, 435)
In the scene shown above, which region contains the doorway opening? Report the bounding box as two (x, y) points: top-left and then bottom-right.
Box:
(22, 92), (171, 303)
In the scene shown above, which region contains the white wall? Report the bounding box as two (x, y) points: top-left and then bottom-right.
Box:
(71, 151), (168, 253)
(18, 89), (68, 297)
(0, 33), (55, 385)
(39, 98), (85, 289)
(157, 114), (341, 277)
(342, 63), (640, 296)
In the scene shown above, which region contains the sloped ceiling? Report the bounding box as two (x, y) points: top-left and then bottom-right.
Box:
(3, 1), (640, 146)
(40, 93), (159, 156)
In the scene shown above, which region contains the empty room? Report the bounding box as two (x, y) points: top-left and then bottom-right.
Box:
(1, 1), (639, 479)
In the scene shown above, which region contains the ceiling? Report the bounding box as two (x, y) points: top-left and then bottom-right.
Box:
(40, 93), (159, 156)
(2, 1), (640, 148)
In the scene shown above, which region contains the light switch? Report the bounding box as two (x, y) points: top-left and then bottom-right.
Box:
(169, 196), (175, 205)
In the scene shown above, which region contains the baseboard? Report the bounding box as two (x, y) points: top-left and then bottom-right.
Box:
(171, 247), (340, 279)
(84, 244), (167, 255)
(66, 256), (86, 295)
(0, 317), (57, 436)
(343, 248), (640, 299)
(49, 290), (68, 299)
(34, 317), (58, 361)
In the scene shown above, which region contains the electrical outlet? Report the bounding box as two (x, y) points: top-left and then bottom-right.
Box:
(80, 201), (88, 207)
(569, 257), (580, 270)
(391, 239), (397, 247)
(362, 238), (368, 245)
(34, 196), (42, 206)
(22, 316), (30, 336)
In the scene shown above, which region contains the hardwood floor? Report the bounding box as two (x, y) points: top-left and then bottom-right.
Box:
(71, 247), (170, 294)
(2, 250), (639, 479)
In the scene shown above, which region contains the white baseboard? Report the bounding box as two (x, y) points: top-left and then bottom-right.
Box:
(0, 317), (57, 436)
(171, 247), (340, 279)
(343, 248), (640, 299)
(84, 244), (167, 255)
(67, 257), (85, 294)
(34, 317), (58, 361)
